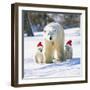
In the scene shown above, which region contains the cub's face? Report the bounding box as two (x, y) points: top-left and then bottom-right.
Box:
(44, 27), (58, 41)
(37, 47), (43, 53)
(65, 45), (72, 51)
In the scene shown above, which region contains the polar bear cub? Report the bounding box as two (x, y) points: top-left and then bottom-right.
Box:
(35, 42), (44, 64)
(64, 40), (73, 59)
(43, 22), (65, 63)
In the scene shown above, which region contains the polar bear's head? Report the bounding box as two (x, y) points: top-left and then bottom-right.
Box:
(43, 22), (62, 41)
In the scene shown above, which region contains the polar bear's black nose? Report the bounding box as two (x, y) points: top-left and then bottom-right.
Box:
(50, 36), (52, 40)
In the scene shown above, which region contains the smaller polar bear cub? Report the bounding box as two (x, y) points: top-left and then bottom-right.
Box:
(64, 40), (73, 59)
(35, 42), (44, 64)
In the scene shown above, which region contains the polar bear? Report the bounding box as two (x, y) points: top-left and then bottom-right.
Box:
(43, 22), (65, 63)
(64, 40), (73, 60)
(35, 42), (44, 64)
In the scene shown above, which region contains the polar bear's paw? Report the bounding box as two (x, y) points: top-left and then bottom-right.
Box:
(52, 59), (61, 63)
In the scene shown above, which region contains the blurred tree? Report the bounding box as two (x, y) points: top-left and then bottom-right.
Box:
(64, 14), (80, 28)
(47, 13), (65, 25)
(23, 11), (34, 36)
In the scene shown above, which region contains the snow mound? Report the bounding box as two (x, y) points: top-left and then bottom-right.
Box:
(24, 27), (81, 79)
(24, 58), (81, 79)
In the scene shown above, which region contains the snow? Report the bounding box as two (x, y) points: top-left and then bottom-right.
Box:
(24, 27), (81, 79)
(24, 58), (81, 79)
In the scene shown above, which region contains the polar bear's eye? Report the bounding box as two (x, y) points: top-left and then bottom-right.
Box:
(44, 30), (46, 33)
(54, 30), (56, 32)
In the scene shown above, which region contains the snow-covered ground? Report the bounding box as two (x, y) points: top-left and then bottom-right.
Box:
(24, 27), (81, 79)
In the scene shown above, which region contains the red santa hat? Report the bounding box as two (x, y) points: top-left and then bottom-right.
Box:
(66, 40), (72, 46)
(37, 42), (43, 47)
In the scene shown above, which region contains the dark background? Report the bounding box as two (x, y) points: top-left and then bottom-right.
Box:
(22, 11), (80, 36)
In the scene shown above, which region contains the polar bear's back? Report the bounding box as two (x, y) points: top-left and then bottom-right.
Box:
(44, 22), (63, 31)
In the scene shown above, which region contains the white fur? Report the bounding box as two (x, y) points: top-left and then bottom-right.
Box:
(64, 45), (73, 59)
(43, 22), (64, 63)
(35, 46), (44, 64)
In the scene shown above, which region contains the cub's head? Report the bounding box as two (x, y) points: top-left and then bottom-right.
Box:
(43, 22), (62, 41)
(37, 42), (43, 53)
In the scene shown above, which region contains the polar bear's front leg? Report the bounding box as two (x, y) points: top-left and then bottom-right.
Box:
(44, 52), (53, 63)
(54, 49), (61, 62)
(43, 40), (54, 63)
(54, 49), (64, 62)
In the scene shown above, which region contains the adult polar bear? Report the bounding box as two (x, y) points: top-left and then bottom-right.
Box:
(43, 22), (65, 63)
